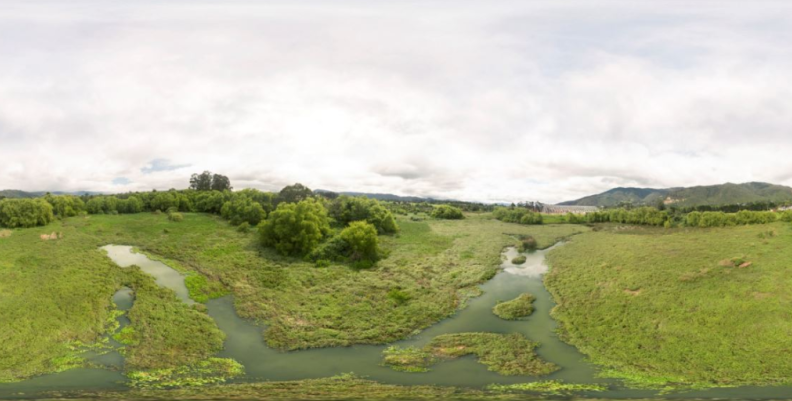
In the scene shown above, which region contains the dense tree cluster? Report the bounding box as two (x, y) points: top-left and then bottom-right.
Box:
(221, 197), (266, 226)
(493, 207), (542, 225)
(259, 198), (331, 256)
(43, 194), (86, 218)
(276, 183), (313, 205)
(328, 196), (398, 234)
(431, 205), (465, 220)
(0, 199), (54, 228)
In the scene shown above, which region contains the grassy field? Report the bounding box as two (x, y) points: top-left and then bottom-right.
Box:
(545, 222), (792, 388)
(0, 212), (586, 382)
(65, 374), (618, 400)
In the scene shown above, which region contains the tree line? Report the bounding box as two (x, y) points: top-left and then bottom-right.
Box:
(492, 204), (792, 228)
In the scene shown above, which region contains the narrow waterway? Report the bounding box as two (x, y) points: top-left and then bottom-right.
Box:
(4, 243), (792, 399)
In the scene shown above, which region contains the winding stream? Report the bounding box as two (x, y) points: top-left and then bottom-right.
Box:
(3, 244), (792, 399)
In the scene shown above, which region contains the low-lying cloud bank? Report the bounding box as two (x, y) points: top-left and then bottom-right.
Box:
(2, 1), (792, 203)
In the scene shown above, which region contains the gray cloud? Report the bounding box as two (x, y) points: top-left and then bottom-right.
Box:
(2, 1), (792, 203)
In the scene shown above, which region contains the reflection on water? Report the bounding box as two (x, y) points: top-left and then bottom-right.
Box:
(100, 245), (194, 305)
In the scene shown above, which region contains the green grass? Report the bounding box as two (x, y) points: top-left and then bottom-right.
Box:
(511, 255), (527, 264)
(381, 346), (435, 372)
(62, 373), (614, 400)
(0, 220), (119, 382)
(545, 222), (792, 388)
(0, 216), (235, 385)
(383, 333), (558, 376)
(486, 380), (608, 395)
(492, 294), (535, 320)
(0, 212), (586, 382)
(118, 268), (226, 370)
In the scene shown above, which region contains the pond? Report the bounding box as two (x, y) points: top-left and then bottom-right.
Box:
(3, 243), (792, 399)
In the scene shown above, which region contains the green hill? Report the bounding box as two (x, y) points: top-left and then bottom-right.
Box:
(560, 182), (792, 208)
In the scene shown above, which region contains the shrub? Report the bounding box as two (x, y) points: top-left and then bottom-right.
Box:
(168, 212), (184, 222)
(511, 255), (527, 265)
(328, 196), (398, 234)
(237, 222), (250, 233)
(520, 212), (543, 225)
(259, 198), (331, 256)
(519, 236), (538, 252)
(221, 197), (266, 226)
(431, 205), (464, 220)
(340, 221), (380, 264)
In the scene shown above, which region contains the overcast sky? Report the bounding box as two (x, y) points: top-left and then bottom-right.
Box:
(2, 1), (792, 203)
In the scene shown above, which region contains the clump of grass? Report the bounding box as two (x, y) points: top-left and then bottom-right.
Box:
(184, 273), (228, 304)
(381, 346), (435, 372)
(382, 333), (557, 376)
(168, 212), (184, 222)
(126, 357), (244, 389)
(492, 294), (535, 320)
(511, 255), (527, 265)
(486, 380), (608, 394)
(237, 222), (250, 233)
(428, 333), (558, 376)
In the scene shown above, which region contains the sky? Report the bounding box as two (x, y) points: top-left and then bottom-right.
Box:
(2, 0), (792, 204)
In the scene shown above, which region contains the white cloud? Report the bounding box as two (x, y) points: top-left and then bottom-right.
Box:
(2, 0), (792, 203)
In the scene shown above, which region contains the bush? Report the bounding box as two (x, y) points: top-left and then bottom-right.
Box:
(168, 212), (184, 222)
(237, 222), (250, 233)
(221, 197), (266, 226)
(519, 236), (538, 252)
(259, 198), (331, 256)
(431, 205), (464, 220)
(511, 255), (527, 265)
(340, 221), (380, 264)
(520, 212), (543, 225)
(0, 199), (54, 228)
(328, 196), (398, 234)
(493, 207), (541, 225)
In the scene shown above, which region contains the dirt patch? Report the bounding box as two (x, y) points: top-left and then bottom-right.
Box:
(624, 288), (642, 296)
(0, 229), (11, 238)
(718, 259), (734, 267)
(40, 232), (63, 241)
(752, 292), (771, 300)
(738, 262), (753, 268)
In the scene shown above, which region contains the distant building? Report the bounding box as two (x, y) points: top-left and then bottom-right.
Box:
(541, 205), (599, 215)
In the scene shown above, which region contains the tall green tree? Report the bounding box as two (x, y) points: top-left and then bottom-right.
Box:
(189, 171), (213, 191)
(211, 174), (232, 191)
(276, 183), (313, 204)
(259, 198), (331, 256)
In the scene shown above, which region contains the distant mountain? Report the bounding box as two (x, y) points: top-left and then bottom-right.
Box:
(0, 190), (103, 199)
(314, 189), (451, 203)
(560, 182), (792, 208)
